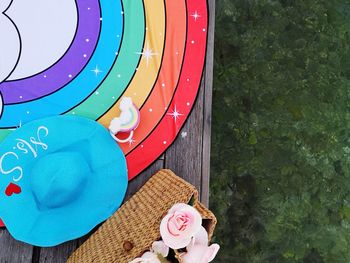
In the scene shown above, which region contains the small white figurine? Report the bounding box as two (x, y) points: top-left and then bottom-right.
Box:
(109, 97), (140, 143)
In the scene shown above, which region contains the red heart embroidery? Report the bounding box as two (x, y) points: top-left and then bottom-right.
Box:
(5, 183), (21, 196)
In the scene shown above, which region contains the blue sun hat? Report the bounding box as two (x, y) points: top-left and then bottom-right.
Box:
(0, 115), (128, 247)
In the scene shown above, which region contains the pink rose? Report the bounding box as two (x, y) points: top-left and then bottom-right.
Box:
(129, 241), (169, 263)
(160, 203), (202, 249)
(180, 243), (220, 263)
(151, 241), (169, 257)
(129, 252), (161, 263)
(180, 226), (220, 263)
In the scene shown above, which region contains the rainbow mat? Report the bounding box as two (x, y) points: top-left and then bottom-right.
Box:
(0, 0), (208, 180)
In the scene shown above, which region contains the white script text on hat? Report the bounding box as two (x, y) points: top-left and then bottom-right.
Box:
(0, 126), (49, 182)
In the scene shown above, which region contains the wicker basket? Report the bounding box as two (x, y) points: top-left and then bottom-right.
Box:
(67, 169), (217, 263)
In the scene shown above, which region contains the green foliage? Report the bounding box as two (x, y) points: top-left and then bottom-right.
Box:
(211, 0), (350, 262)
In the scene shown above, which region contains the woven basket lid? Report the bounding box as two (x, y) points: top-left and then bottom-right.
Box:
(67, 169), (217, 263)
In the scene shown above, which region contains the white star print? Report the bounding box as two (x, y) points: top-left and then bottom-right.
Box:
(91, 65), (102, 76)
(191, 11), (201, 22)
(167, 106), (184, 123)
(10, 120), (22, 131)
(136, 43), (158, 67)
(129, 138), (136, 146)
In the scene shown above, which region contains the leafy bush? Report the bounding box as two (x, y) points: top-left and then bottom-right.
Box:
(211, 0), (350, 262)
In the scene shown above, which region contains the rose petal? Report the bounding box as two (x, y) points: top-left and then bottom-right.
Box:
(175, 206), (202, 232)
(180, 244), (220, 263)
(205, 244), (220, 262)
(152, 241), (169, 257)
(167, 215), (183, 235)
(160, 203), (203, 249)
(176, 210), (202, 237)
(192, 226), (209, 246)
(129, 252), (161, 263)
(168, 203), (190, 214)
(160, 216), (192, 249)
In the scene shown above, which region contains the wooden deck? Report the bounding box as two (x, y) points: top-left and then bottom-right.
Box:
(0, 1), (215, 262)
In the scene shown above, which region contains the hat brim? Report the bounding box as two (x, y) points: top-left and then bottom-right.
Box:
(0, 116), (128, 247)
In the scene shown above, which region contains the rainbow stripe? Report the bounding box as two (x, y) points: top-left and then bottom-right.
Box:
(0, 0), (208, 180)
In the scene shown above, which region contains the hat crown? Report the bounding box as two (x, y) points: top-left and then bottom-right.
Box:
(31, 152), (90, 209)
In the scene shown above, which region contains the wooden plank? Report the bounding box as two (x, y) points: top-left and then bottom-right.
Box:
(201, 0), (216, 207)
(37, 241), (78, 263)
(125, 159), (164, 201)
(0, 229), (33, 263)
(165, 0), (215, 206)
(165, 78), (204, 194)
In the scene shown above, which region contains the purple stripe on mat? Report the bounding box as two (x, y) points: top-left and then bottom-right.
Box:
(0, 0), (101, 104)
